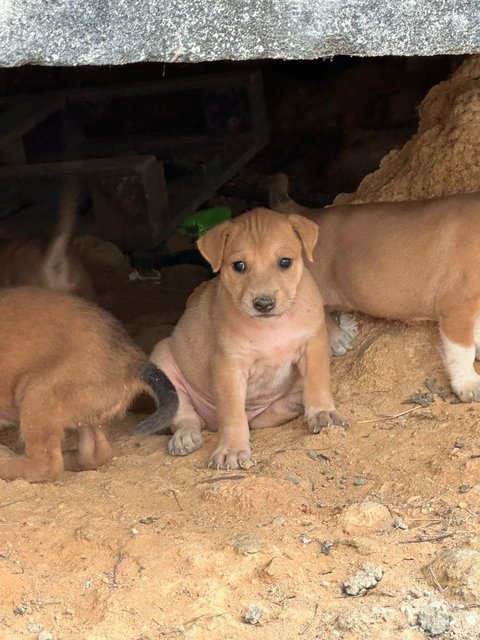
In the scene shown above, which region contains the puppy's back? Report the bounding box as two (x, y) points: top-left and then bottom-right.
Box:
(0, 287), (144, 395)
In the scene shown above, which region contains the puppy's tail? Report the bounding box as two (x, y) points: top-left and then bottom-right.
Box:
(135, 362), (178, 435)
(42, 176), (80, 292)
(269, 173), (313, 216)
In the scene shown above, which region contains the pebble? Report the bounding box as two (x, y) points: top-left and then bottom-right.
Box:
(307, 450), (318, 460)
(417, 602), (451, 636)
(394, 517), (409, 530)
(286, 474), (300, 484)
(343, 564), (383, 596)
(321, 540), (334, 555)
(270, 515), (286, 526)
(38, 632), (53, 640)
(244, 605), (263, 625)
(233, 533), (264, 555)
(27, 623), (41, 633)
(299, 533), (311, 545)
(353, 477), (366, 486)
(458, 484), (471, 494)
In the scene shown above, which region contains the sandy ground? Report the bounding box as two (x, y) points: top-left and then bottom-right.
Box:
(1, 270), (480, 640)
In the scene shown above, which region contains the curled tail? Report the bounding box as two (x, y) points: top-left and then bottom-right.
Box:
(269, 173), (312, 216)
(42, 176), (80, 291)
(135, 362), (178, 435)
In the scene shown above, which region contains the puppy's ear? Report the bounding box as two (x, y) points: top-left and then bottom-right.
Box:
(287, 214), (319, 262)
(197, 221), (232, 272)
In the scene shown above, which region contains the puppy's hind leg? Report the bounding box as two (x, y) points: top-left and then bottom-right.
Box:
(0, 389), (64, 482)
(440, 309), (480, 402)
(64, 424), (113, 472)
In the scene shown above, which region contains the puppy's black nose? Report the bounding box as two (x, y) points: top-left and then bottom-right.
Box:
(253, 296), (276, 313)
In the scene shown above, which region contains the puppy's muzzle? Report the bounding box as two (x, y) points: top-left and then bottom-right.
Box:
(253, 295), (276, 314)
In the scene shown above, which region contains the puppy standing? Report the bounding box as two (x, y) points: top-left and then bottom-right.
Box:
(140, 208), (347, 469)
(270, 174), (480, 402)
(0, 178), (95, 299)
(0, 287), (178, 482)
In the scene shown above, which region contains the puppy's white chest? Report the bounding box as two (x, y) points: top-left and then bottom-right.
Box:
(246, 360), (296, 404)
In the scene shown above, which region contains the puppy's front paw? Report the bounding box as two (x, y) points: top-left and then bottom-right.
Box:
(168, 428), (203, 456)
(208, 445), (252, 470)
(306, 409), (349, 434)
(453, 377), (480, 402)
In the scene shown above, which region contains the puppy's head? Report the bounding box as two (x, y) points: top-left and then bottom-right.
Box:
(197, 208), (318, 318)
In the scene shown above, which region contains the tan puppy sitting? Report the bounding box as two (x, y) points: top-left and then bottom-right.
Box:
(0, 287), (178, 482)
(140, 208), (347, 469)
(270, 173), (480, 402)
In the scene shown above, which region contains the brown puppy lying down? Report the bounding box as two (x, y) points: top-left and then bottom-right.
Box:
(0, 183), (94, 299)
(0, 287), (178, 482)
(270, 174), (480, 402)
(139, 208), (347, 469)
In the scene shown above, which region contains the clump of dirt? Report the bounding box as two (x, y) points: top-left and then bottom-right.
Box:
(336, 56), (480, 203)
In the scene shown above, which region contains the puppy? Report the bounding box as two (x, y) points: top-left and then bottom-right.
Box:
(0, 287), (178, 482)
(139, 208), (347, 469)
(270, 173), (480, 402)
(0, 181), (95, 299)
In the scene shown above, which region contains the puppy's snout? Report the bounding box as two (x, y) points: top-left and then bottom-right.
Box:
(253, 295), (276, 313)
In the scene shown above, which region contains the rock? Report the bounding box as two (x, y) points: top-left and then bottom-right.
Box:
(27, 623), (41, 634)
(417, 602), (451, 637)
(244, 604), (263, 625)
(343, 563), (383, 596)
(38, 632), (53, 640)
(338, 501), (393, 533)
(233, 533), (264, 555)
(423, 548), (480, 604)
(1, 3), (478, 67)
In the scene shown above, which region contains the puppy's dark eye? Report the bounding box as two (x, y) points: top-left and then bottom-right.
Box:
(278, 257), (292, 270)
(232, 261), (247, 273)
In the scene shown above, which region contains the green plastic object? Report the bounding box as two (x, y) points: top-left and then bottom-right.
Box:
(178, 206), (232, 237)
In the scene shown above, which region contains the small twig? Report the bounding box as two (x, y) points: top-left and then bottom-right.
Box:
(429, 566), (446, 593)
(399, 532), (456, 544)
(199, 474), (246, 484)
(357, 405), (422, 425)
(470, 454), (480, 459)
(0, 498), (32, 510)
(299, 602), (319, 635)
(169, 489), (183, 511)
(111, 549), (125, 588)
(183, 612), (227, 628)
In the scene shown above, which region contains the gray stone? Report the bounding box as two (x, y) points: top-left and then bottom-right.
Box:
(244, 605), (263, 625)
(1, 1), (480, 67)
(343, 563), (383, 596)
(233, 533), (264, 555)
(417, 602), (451, 637)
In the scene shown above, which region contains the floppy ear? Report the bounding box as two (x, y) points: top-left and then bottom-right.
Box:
(196, 221), (232, 272)
(287, 214), (319, 262)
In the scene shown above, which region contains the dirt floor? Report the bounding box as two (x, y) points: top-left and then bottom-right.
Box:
(1, 261), (480, 640)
